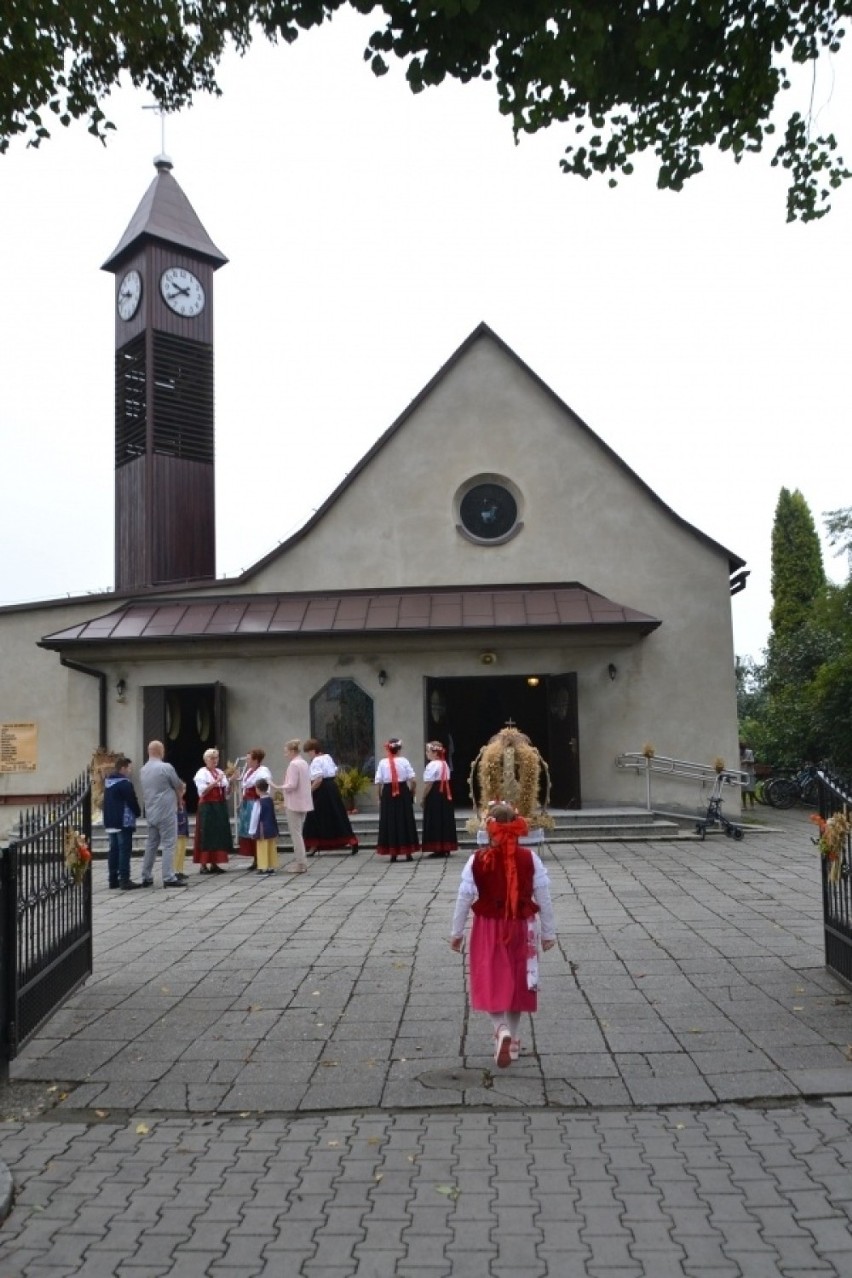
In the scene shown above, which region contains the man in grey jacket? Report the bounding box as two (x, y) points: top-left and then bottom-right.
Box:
(140, 740), (187, 888)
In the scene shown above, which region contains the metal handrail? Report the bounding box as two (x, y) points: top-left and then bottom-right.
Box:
(616, 752), (749, 811)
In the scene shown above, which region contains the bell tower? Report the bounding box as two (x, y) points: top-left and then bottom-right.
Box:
(102, 156), (228, 591)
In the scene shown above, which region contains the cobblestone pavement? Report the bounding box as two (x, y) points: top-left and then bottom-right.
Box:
(0, 1101), (850, 1275)
(0, 806), (850, 1274)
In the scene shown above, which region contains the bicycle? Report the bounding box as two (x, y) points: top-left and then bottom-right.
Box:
(764, 765), (819, 809)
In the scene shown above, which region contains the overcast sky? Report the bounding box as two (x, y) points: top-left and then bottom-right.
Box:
(1, 11), (849, 659)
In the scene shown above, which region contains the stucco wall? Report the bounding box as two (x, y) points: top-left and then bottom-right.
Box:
(238, 333), (740, 800)
(0, 332), (741, 819)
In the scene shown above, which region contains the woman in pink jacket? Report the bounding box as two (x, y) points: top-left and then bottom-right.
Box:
(280, 738), (314, 874)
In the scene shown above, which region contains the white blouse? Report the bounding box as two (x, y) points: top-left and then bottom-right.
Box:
(240, 764), (272, 796)
(194, 767), (230, 798)
(424, 760), (450, 783)
(308, 753), (338, 780)
(375, 756), (416, 784)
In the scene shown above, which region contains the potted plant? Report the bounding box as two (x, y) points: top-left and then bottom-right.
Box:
(336, 767), (372, 813)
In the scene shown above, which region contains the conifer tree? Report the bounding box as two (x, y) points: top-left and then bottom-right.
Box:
(769, 488), (825, 639)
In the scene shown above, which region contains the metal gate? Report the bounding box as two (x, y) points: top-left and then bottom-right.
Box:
(0, 772), (93, 1070)
(816, 769), (852, 988)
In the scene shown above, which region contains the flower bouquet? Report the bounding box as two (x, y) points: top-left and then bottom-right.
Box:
(810, 810), (851, 885)
(64, 828), (92, 885)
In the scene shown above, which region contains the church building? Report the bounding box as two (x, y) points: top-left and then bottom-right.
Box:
(0, 159), (746, 818)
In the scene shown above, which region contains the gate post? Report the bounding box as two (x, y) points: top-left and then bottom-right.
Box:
(0, 842), (17, 1082)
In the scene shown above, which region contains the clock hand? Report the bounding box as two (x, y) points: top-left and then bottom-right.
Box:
(166, 285), (191, 298)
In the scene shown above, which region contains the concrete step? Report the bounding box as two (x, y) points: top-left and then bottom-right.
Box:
(90, 807), (701, 854)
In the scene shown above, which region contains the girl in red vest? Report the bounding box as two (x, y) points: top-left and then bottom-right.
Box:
(450, 801), (556, 1067)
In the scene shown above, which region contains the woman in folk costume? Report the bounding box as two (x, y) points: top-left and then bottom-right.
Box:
(302, 739), (358, 856)
(375, 738), (420, 862)
(420, 741), (458, 858)
(193, 747), (233, 875)
(450, 802), (556, 1067)
(237, 748), (272, 868)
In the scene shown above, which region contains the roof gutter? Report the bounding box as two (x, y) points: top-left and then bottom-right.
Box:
(60, 655), (107, 750)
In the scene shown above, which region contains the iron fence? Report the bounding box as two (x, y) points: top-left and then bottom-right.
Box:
(816, 769), (852, 988)
(0, 771), (93, 1072)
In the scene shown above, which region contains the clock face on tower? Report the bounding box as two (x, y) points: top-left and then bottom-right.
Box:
(117, 269), (142, 320)
(160, 266), (205, 317)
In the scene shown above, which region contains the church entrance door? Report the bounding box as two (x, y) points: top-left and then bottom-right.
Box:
(424, 673), (580, 809)
(142, 683), (227, 812)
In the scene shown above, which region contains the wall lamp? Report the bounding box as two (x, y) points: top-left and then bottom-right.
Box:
(608, 663), (618, 682)
(116, 678), (127, 701)
(378, 669), (388, 687)
(526, 676), (540, 688)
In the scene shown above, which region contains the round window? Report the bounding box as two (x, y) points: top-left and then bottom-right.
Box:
(459, 483), (518, 541)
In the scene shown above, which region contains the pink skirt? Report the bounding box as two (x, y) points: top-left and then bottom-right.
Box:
(469, 916), (538, 1013)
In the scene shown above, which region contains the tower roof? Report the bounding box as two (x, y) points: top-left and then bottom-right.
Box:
(101, 157), (228, 272)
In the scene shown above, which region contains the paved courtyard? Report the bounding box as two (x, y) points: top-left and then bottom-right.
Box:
(0, 805), (850, 1274)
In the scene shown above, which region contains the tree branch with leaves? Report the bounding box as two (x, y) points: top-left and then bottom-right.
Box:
(2, 2), (850, 220)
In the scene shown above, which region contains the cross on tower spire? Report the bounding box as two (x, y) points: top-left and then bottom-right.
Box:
(142, 103), (172, 169)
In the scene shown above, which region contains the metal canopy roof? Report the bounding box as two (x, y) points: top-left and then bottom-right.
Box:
(40, 585), (661, 650)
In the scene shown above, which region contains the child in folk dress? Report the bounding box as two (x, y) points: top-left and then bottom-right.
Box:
(449, 802), (556, 1067)
(249, 778), (280, 876)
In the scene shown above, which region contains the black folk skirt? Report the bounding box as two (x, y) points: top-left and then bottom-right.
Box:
(376, 783), (420, 858)
(303, 777), (359, 853)
(421, 787), (458, 854)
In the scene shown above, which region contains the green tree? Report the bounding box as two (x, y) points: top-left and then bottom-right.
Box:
(808, 579), (852, 771)
(769, 488), (826, 639)
(749, 499), (851, 773)
(2, 1), (850, 221)
(824, 505), (852, 561)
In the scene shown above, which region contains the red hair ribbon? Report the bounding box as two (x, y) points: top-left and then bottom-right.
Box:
(385, 741), (400, 796)
(482, 816), (525, 940)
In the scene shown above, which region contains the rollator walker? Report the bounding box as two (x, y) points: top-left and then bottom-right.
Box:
(694, 770), (745, 841)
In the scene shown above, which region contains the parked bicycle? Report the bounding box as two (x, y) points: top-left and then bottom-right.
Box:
(763, 765), (819, 809)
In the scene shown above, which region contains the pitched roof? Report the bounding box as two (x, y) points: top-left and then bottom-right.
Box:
(101, 159), (228, 272)
(39, 584), (661, 649)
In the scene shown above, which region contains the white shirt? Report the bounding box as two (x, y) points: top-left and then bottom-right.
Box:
(240, 763), (271, 796)
(194, 766), (229, 798)
(308, 753), (338, 779)
(424, 759), (450, 783)
(375, 756), (415, 784)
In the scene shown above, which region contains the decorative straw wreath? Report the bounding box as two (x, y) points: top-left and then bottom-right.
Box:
(466, 726), (554, 834)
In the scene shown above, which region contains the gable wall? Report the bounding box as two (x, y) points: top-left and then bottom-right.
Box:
(0, 335), (741, 820)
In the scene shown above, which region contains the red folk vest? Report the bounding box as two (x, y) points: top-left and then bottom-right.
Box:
(471, 842), (539, 921)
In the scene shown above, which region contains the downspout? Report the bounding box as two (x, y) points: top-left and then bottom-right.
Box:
(60, 655), (107, 750)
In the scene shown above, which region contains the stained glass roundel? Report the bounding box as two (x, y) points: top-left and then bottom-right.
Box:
(459, 483), (518, 541)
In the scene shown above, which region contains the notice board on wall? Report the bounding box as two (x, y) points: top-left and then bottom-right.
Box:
(0, 723), (38, 773)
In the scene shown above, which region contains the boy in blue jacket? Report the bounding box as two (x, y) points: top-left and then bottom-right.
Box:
(103, 755), (142, 890)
